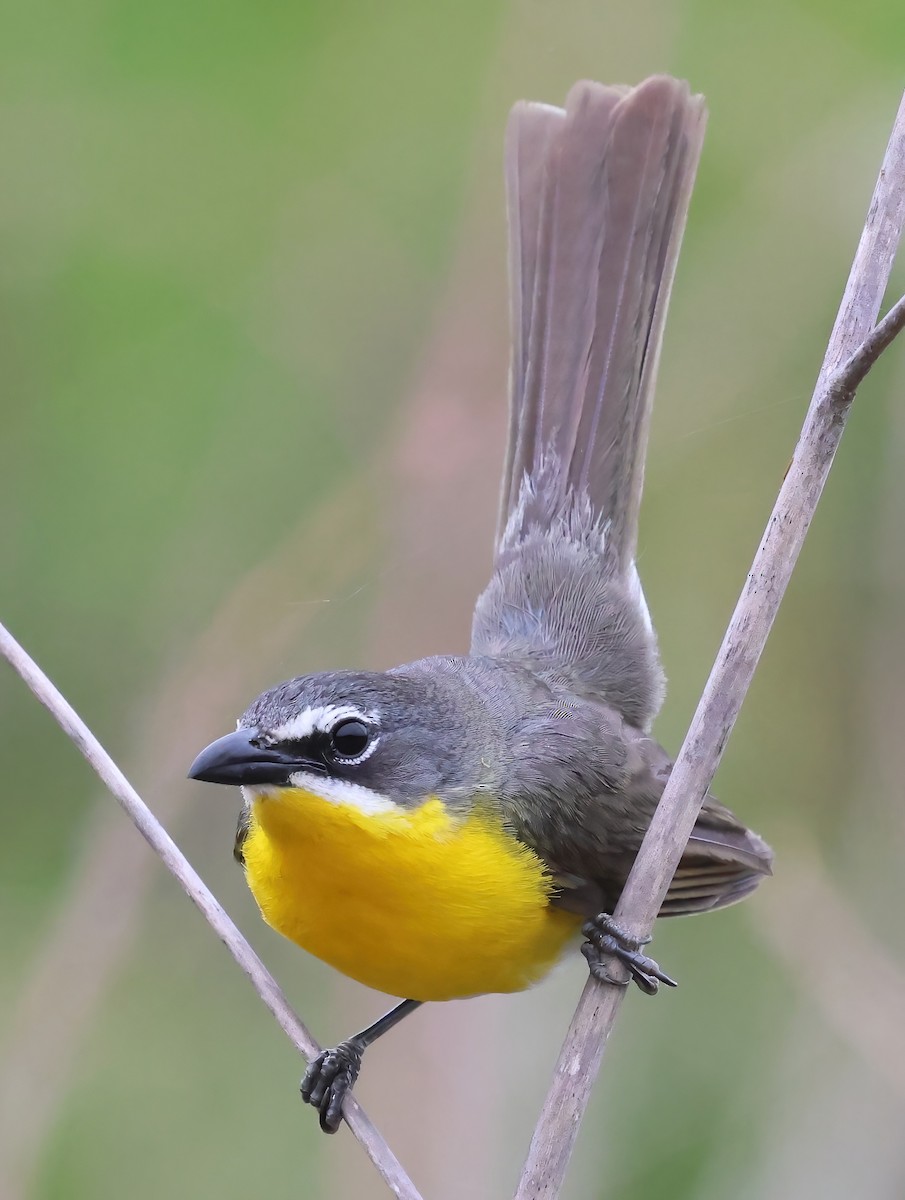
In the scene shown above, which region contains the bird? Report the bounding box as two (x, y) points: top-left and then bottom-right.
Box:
(189, 74), (773, 1134)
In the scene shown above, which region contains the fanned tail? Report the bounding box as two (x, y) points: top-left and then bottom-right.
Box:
(498, 77), (706, 576)
(473, 78), (706, 729)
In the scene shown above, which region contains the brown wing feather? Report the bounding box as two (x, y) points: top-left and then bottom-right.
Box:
(518, 711), (773, 921)
(659, 809), (773, 917)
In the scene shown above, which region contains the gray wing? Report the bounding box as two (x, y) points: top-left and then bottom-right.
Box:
(641, 742), (774, 917)
(498, 699), (772, 919)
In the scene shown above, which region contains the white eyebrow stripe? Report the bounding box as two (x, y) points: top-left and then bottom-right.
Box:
(269, 704), (375, 743)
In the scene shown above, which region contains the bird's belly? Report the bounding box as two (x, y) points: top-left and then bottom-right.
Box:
(241, 788), (580, 1001)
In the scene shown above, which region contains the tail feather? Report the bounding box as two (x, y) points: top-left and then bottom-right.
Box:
(475, 78), (705, 728)
(498, 77), (706, 575)
(503, 99), (564, 498)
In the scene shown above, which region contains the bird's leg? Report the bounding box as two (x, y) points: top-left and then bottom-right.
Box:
(581, 913), (677, 995)
(301, 998), (422, 1133)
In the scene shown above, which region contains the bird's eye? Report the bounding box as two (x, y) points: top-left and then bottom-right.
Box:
(329, 719), (371, 761)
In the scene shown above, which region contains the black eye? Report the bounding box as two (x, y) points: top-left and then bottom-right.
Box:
(329, 719), (371, 761)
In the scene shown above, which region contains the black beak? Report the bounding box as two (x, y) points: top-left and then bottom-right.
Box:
(188, 728), (309, 787)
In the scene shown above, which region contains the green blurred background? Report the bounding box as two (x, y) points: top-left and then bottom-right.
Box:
(3, 1), (905, 1197)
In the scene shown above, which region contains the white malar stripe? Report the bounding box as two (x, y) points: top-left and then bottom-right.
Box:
(285, 772), (397, 816)
(269, 704), (374, 744)
(243, 773), (396, 816)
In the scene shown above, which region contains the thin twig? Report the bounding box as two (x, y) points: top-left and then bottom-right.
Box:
(0, 480), (375, 1200)
(833, 291), (905, 396)
(0, 622), (423, 1200)
(738, 358), (905, 1200)
(515, 86), (905, 1200)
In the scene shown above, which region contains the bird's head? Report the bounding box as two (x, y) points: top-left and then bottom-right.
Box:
(188, 667), (485, 812)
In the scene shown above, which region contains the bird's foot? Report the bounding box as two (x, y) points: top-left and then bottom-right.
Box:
(581, 913), (677, 995)
(300, 1038), (365, 1134)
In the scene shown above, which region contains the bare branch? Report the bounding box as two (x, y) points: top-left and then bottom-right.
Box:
(0, 622), (422, 1200)
(832, 290), (905, 396)
(0, 480), (376, 1199)
(515, 86), (905, 1200)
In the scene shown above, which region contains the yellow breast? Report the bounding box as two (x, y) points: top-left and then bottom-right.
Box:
(240, 787), (580, 1001)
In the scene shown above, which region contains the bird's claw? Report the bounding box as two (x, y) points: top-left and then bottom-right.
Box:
(300, 1038), (364, 1133)
(581, 912), (677, 995)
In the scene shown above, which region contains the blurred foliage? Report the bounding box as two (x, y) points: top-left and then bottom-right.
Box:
(3, 1), (905, 1198)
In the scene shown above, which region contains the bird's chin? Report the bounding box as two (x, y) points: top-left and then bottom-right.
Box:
(241, 783), (286, 802)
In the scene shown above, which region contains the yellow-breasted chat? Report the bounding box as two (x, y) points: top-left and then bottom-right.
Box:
(189, 75), (772, 1135)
